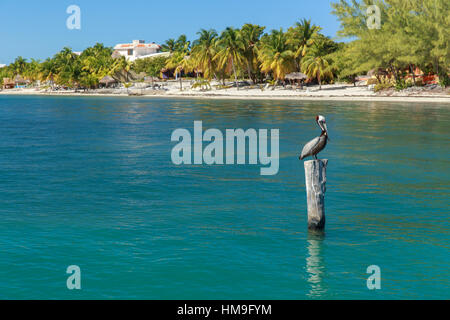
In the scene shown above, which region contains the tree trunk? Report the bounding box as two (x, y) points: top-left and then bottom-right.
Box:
(410, 64), (416, 86)
(179, 73), (182, 91)
(390, 63), (399, 83)
(272, 79), (279, 90)
(231, 57), (239, 90)
(295, 58), (300, 73)
(246, 61), (255, 84)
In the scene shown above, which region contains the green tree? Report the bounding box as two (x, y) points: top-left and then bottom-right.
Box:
(53, 47), (81, 87)
(79, 43), (115, 88)
(166, 51), (193, 90)
(161, 38), (177, 53)
(286, 19), (321, 69)
(23, 58), (41, 83)
(175, 34), (190, 52)
(134, 56), (168, 78)
(113, 56), (134, 82)
(215, 27), (245, 89)
(10, 56), (27, 76)
(331, 0), (449, 85)
(39, 58), (57, 87)
(240, 23), (265, 83)
(258, 28), (295, 83)
(190, 29), (219, 80)
(301, 39), (334, 89)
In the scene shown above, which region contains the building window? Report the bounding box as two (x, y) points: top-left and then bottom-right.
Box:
(128, 49), (133, 56)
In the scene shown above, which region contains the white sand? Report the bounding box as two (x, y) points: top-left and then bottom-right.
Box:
(1, 82), (449, 103)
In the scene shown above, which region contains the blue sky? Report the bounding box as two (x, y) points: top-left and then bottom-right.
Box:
(0, 0), (341, 64)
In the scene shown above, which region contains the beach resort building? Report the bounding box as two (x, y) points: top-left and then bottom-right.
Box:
(112, 40), (167, 61)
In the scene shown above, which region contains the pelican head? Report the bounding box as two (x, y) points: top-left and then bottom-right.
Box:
(316, 115), (329, 137)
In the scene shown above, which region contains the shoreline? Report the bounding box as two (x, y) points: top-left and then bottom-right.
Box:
(1, 87), (449, 103)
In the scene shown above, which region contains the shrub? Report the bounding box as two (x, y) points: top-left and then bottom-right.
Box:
(395, 78), (409, 91)
(405, 77), (414, 86)
(191, 79), (211, 91)
(395, 77), (416, 91)
(438, 73), (450, 87)
(374, 83), (391, 92)
(374, 76), (394, 92)
(366, 78), (377, 85)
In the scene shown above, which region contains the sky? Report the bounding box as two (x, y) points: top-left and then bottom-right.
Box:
(0, 0), (341, 64)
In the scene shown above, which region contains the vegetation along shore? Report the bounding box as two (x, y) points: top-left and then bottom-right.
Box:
(1, 0), (448, 101)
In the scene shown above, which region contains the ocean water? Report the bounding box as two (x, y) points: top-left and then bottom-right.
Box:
(0, 95), (448, 299)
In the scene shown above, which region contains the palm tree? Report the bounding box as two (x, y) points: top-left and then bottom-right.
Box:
(165, 34), (192, 91)
(53, 47), (80, 87)
(175, 34), (190, 53)
(287, 19), (321, 58)
(40, 58), (57, 88)
(23, 58), (40, 83)
(215, 27), (245, 89)
(11, 56), (27, 76)
(258, 29), (295, 84)
(161, 39), (177, 53)
(113, 56), (133, 82)
(240, 24), (265, 83)
(70, 43), (115, 89)
(165, 52), (193, 91)
(301, 40), (333, 90)
(191, 29), (218, 80)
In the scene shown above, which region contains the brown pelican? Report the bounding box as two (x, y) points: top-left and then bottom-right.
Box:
(299, 115), (329, 160)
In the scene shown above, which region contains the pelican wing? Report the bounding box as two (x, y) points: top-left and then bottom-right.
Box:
(300, 136), (320, 160)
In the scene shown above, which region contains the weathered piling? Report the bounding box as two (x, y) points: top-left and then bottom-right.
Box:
(304, 159), (328, 230)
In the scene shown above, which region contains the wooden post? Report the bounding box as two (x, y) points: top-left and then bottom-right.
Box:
(304, 159), (328, 230)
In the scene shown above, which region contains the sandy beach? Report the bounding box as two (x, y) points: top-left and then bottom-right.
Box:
(1, 82), (449, 103)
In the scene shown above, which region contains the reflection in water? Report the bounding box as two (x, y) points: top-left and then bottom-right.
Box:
(306, 230), (327, 298)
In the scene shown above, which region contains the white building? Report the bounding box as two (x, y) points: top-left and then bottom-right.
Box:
(112, 40), (163, 61)
(0, 64), (6, 68)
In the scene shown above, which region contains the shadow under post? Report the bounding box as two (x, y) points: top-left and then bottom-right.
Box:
(306, 230), (327, 298)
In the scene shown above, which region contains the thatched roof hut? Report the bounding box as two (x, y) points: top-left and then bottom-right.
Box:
(285, 72), (308, 81)
(99, 75), (118, 88)
(14, 75), (29, 84)
(111, 69), (140, 83)
(3, 78), (15, 89)
(99, 75), (117, 85)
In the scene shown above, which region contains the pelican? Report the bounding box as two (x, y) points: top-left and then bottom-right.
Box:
(299, 115), (329, 160)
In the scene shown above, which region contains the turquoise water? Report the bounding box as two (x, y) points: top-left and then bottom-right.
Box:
(0, 95), (448, 299)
